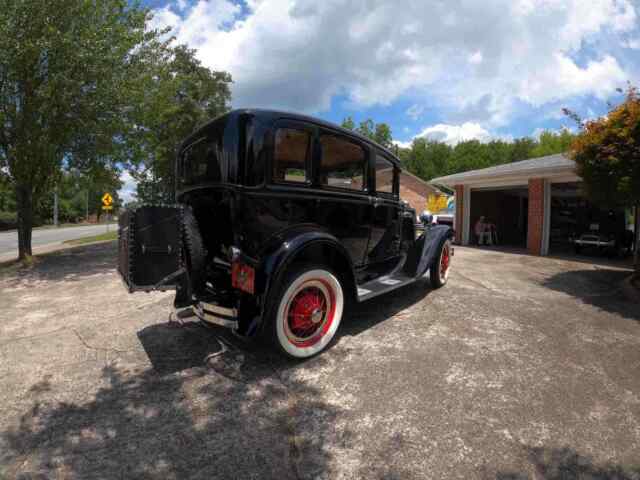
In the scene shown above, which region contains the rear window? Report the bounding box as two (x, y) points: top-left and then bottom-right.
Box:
(319, 134), (366, 191)
(179, 118), (229, 187)
(375, 154), (395, 195)
(273, 128), (310, 183)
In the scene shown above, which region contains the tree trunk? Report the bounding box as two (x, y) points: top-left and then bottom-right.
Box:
(15, 184), (34, 260)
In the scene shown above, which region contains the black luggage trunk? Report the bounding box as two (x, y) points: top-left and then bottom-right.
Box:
(118, 205), (184, 292)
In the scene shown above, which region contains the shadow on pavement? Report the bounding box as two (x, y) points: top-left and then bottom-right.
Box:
(542, 269), (639, 321)
(496, 446), (640, 479)
(2, 320), (346, 479)
(137, 322), (225, 375)
(0, 241), (117, 286)
(340, 277), (432, 338)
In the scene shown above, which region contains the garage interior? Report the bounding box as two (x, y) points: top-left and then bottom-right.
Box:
(549, 182), (634, 256)
(470, 187), (529, 247)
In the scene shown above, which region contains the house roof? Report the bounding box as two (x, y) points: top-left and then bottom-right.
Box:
(429, 153), (578, 187)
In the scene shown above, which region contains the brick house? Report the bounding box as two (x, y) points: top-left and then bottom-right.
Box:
(376, 168), (445, 214)
(430, 154), (635, 256)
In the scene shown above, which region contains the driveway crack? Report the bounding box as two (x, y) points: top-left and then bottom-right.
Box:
(71, 328), (134, 354)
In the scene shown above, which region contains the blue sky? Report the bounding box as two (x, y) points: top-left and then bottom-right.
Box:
(122, 0), (640, 200)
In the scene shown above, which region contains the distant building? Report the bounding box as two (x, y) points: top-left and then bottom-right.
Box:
(396, 170), (446, 213)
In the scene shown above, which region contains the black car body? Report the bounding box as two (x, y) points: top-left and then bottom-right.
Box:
(118, 109), (453, 358)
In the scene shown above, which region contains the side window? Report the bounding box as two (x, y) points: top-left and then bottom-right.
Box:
(319, 134), (366, 191)
(375, 154), (395, 195)
(273, 128), (310, 183)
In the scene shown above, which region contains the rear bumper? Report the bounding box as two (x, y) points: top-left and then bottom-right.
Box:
(194, 301), (238, 328)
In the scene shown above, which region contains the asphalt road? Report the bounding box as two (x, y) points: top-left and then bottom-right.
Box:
(0, 224), (113, 256)
(1, 243), (638, 479)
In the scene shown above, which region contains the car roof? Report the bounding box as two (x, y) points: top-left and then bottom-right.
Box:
(180, 108), (402, 166)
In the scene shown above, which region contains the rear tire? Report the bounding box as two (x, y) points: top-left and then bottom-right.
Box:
(266, 264), (344, 359)
(430, 239), (451, 288)
(182, 206), (207, 290)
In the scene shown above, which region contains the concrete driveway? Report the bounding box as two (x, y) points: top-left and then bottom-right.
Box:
(1, 243), (639, 479)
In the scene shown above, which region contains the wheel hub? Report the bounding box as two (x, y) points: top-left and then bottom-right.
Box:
(288, 287), (327, 339)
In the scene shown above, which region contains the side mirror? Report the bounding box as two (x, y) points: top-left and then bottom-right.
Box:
(419, 210), (434, 226)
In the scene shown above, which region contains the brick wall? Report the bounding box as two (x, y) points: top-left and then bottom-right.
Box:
(454, 185), (464, 244)
(527, 178), (545, 255)
(397, 172), (441, 213)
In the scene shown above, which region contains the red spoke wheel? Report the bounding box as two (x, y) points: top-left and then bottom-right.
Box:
(272, 267), (344, 358)
(430, 239), (452, 288)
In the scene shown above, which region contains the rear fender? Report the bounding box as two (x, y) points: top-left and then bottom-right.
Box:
(414, 225), (453, 277)
(256, 230), (357, 329)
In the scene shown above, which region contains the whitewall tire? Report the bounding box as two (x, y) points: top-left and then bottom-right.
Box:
(272, 267), (344, 359)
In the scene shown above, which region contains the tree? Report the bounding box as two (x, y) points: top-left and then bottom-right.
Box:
(341, 116), (355, 130)
(357, 119), (375, 140)
(130, 44), (232, 203)
(0, 1), (160, 258)
(374, 123), (393, 148)
(530, 129), (574, 158)
(340, 117), (394, 148)
(566, 85), (640, 273)
(510, 137), (537, 162)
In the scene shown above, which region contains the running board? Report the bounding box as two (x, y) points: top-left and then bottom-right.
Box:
(356, 271), (429, 302)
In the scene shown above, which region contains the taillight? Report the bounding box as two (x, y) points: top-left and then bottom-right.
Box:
(232, 261), (255, 294)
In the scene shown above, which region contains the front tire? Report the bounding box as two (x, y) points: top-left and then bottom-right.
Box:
(430, 239), (451, 288)
(268, 265), (344, 359)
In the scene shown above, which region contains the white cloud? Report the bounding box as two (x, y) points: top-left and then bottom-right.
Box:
(148, 6), (181, 33)
(393, 139), (413, 149)
(415, 123), (494, 145)
(468, 51), (483, 65)
(624, 37), (640, 49)
(406, 104), (424, 120)
(531, 125), (575, 139)
(119, 171), (137, 203)
(150, 0), (638, 122)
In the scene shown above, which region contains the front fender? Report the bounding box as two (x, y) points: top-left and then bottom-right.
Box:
(415, 225), (453, 277)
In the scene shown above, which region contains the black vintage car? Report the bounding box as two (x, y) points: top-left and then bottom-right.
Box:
(118, 109), (453, 358)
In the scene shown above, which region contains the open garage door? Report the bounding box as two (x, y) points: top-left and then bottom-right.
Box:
(470, 186), (529, 248)
(549, 182), (635, 258)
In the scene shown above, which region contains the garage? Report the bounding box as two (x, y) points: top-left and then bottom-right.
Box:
(549, 182), (634, 256)
(431, 153), (638, 258)
(470, 186), (529, 248)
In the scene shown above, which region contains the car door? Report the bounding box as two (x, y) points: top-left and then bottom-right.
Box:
(366, 152), (402, 269)
(312, 129), (372, 266)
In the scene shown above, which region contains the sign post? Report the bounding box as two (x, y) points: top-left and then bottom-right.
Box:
(102, 193), (113, 232)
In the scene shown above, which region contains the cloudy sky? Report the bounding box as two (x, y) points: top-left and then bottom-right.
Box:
(122, 0), (640, 199)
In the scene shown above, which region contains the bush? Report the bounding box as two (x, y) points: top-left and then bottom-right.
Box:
(0, 211), (17, 231)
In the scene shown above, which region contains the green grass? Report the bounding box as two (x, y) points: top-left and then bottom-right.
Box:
(63, 230), (117, 245)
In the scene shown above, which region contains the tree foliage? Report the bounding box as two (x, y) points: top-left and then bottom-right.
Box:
(566, 85), (640, 272)
(567, 86), (640, 207)
(341, 117), (393, 148)
(397, 130), (573, 182)
(0, 0), (159, 258)
(130, 44), (232, 203)
(339, 116), (572, 182)
(0, 1), (232, 257)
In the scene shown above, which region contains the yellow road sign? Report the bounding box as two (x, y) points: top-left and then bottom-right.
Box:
(102, 205), (113, 211)
(102, 192), (113, 206)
